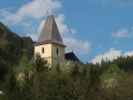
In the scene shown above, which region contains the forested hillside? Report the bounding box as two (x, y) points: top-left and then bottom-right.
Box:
(0, 22), (33, 80)
(1, 55), (133, 100)
(0, 22), (133, 100)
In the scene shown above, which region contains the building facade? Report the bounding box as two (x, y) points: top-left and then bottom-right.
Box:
(34, 15), (65, 66)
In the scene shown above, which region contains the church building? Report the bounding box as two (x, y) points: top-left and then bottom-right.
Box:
(34, 15), (80, 66)
(34, 15), (65, 66)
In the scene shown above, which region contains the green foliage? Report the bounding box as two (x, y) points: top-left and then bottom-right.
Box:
(100, 64), (124, 88)
(101, 64), (122, 80)
(114, 56), (133, 71)
(2, 56), (133, 100)
(33, 55), (48, 72)
(0, 22), (33, 81)
(14, 55), (33, 88)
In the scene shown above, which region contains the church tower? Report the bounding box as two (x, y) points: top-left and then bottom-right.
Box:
(34, 15), (65, 66)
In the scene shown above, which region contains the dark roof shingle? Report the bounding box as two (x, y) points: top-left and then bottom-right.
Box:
(38, 15), (64, 45)
(65, 52), (80, 62)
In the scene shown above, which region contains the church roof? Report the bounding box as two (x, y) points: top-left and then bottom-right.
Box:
(37, 15), (65, 46)
(65, 52), (81, 62)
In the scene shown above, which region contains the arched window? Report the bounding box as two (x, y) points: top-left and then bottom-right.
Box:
(42, 47), (45, 54)
(56, 48), (59, 56)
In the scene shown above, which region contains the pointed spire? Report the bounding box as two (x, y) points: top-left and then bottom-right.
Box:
(38, 15), (64, 46)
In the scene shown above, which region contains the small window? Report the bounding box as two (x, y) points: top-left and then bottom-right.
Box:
(42, 48), (45, 53)
(56, 48), (59, 56)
